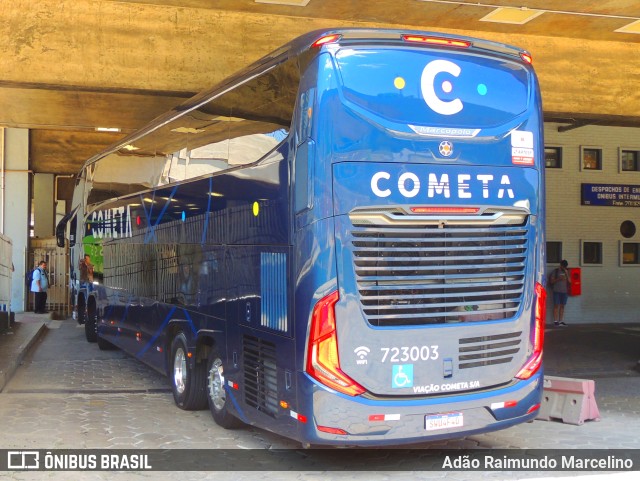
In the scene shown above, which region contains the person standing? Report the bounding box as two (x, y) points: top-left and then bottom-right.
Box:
(79, 254), (94, 284)
(31, 260), (49, 314)
(549, 259), (571, 327)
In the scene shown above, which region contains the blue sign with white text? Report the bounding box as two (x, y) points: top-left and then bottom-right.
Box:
(581, 183), (640, 207)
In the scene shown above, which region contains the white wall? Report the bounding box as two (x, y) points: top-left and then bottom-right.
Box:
(2, 128), (30, 312)
(0, 233), (12, 313)
(544, 122), (640, 323)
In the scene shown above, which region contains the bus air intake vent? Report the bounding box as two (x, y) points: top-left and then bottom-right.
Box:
(458, 331), (522, 369)
(260, 252), (288, 332)
(350, 217), (529, 327)
(243, 335), (278, 417)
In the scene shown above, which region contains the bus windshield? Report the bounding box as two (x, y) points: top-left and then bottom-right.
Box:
(335, 47), (530, 129)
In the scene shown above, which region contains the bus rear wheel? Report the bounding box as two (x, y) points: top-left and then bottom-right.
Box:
(206, 350), (243, 429)
(77, 296), (86, 325)
(84, 303), (97, 343)
(97, 335), (116, 351)
(170, 333), (207, 410)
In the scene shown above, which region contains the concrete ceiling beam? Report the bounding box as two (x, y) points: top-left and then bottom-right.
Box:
(1, 1), (639, 122)
(2, 0), (640, 176)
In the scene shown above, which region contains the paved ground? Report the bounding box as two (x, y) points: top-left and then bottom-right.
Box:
(0, 314), (638, 480)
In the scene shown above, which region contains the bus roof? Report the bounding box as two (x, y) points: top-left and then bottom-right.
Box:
(81, 28), (532, 171)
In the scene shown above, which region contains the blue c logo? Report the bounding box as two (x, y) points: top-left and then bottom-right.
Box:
(421, 60), (463, 116)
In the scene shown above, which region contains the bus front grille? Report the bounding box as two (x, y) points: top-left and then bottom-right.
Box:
(350, 216), (529, 327)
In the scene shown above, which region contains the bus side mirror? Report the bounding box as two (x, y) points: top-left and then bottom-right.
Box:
(56, 212), (72, 248)
(56, 224), (66, 248)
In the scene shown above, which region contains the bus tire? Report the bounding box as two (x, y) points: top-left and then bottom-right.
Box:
(84, 304), (97, 343)
(77, 295), (86, 325)
(170, 333), (207, 410)
(206, 349), (243, 429)
(97, 335), (116, 351)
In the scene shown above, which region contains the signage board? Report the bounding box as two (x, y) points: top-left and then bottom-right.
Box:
(581, 183), (640, 207)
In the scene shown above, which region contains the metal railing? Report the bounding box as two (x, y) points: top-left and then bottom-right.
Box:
(27, 237), (70, 317)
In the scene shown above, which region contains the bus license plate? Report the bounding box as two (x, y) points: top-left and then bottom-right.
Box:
(425, 412), (463, 431)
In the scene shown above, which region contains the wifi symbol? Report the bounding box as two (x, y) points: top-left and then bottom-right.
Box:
(354, 346), (371, 360)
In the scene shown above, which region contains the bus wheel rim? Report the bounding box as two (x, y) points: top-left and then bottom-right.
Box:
(208, 359), (225, 411)
(173, 348), (187, 394)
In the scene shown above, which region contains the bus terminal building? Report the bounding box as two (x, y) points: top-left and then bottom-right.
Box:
(544, 122), (640, 323)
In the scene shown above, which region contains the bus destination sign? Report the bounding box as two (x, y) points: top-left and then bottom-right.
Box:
(581, 183), (640, 207)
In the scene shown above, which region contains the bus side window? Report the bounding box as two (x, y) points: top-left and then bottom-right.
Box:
(227, 60), (297, 166)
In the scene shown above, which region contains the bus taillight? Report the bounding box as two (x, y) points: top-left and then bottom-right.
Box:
(520, 52), (533, 64)
(410, 207), (480, 214)
(402, 35), (471, 48)
(307, 291), (366, 396)
(527, 403), (541, 414)
(312, 34), (342, 48)
(515, 282), (546, 380)
(317, 425), (348, 435)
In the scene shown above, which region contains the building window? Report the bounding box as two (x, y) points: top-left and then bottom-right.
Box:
(581, 147), (602, 171)
(620, 149), (640, 172)
(581, 241), (603, 265)
(621, 242), (640, 265)
(545, 147), (562, 168)
(546, 241), (562, 264)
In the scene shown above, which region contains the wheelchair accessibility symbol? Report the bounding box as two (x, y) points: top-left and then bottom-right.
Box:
(392, 364), (414, 389)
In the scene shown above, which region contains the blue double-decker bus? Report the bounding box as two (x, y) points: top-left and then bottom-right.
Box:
(57, 28), (546, 446)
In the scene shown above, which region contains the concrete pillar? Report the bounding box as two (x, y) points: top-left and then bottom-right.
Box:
(1, 128), (30, 312)
(34, 173), (54, 238)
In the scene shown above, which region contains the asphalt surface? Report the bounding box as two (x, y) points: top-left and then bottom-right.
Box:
(0, 313), (638, 481)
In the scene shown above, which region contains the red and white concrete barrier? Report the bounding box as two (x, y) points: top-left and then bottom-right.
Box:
(536, 375), (601, 425)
